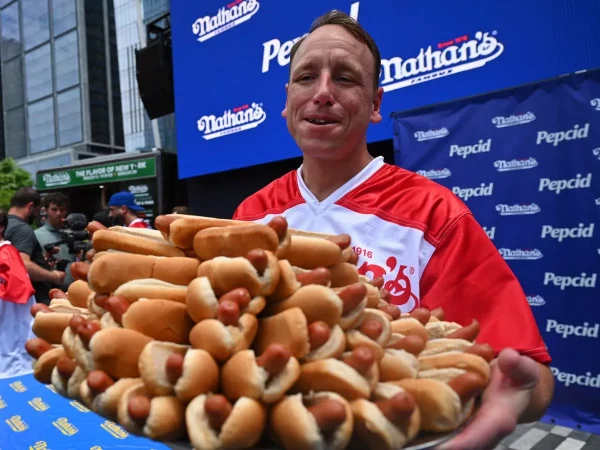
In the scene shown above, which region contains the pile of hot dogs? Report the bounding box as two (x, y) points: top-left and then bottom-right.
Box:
(24, 214), (494, 450)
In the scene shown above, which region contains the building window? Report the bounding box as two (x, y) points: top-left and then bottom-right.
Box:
(2, 56), (24, 109)
(27, 97), (56, 153)
(57, 87), (82, 145)
(54, 30), (79, 91)
(0, 2), (21, 60)
(22, 0), (50, 51)
(25, 43), (52, 102)
(53, 0), (76, 36)
(38, 153), (71, 170)
(4, 106), (27, 159)
(18, 162), (36, 181)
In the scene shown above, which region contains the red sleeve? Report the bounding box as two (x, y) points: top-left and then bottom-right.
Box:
(420, 213), (551, 365)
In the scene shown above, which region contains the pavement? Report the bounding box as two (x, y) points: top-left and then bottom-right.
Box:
(495, 422), (600, 450)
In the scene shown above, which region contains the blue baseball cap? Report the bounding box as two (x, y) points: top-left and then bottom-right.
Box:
(108, 191), (144, 212)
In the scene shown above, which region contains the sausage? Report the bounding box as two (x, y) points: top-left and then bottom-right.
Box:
(386, 335), (426, 356)
(342, 346), (374, 375)
(69, 315), (87, 333)
(217, 300), (240, 326)
(465, 343), (495, 362)
(154, 215), (178, 234)
(204, 394), (232, 432)
(430, 307), (445, 321)
(219, 288), (251, 310)
(94, 294), (110, 309)
(308, 321), (331, 351)
(25, 338), (53, 359)
(339, 283), (367, 315)
(31, 303), (51, 317)
(307, 399), (347, 433)
(378, 304), (400, 320)
(328, 234), (351, 250)
(268, 217), (288, 243)
(166, 353), (185, 385)
(87, 220), (108, 236)
(49, 289), (67, 299)
(87, 370), (115, 394)
(447, 319), (480, 341)
(358, 319), (383, 340)
(106, 296), (130, 324)
(347, 251), (359, 265)
(56, 356), (77, 379)
(70, 262), (90, 282)
(447, 372), (486, 405)
(380, 289), (390, 302)
(256, 344), (290, 377)
(375, 392), (416, 425)
(246, 249), (268, 276)
(78, 321), (101, 348)
(128, 395), (151, 426)
(86, 248), (96, 262)
(297, 268), (331, 287)
(369, 277), (385, 289)
(409, 308), (431, 325)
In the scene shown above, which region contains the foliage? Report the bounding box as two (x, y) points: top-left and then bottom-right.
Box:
(0, 158), (34, 212)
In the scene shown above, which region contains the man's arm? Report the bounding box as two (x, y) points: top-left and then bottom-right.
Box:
(20, 252), (62, 284)
(521, 363), (555, 423)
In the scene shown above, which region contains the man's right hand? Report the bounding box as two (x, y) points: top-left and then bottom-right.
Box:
(53, 270), (66, 286)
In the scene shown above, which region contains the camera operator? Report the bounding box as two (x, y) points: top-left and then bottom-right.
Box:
(34, 192), (75, 291)
(5, 188), (65, 305)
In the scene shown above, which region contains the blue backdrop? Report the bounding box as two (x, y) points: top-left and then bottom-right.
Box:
(392, 69), (600, 433)
(171, 0), (600, 178)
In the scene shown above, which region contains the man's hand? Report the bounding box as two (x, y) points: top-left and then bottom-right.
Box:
(53, 270), (66, 286)
(439, 348), (552, 450)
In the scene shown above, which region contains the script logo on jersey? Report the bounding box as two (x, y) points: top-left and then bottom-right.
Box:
(449, 139), (492, 159)
(452, 182), (493, 201)
(543, 272), (597, 290)
(551, 367), (600, 388)
(539, 173), (592, 195)
(197, 102), (266, 140)
(192, 0), (259, 42)
(536, 123), (590, 147)
(527, 295), (546, 306)
(591, 98), (600, 111)
(492, 112), (536, 128)
(541, 223), (594, 242)
(499, 248), (543, 260)
(494, 157), (538, 172)
(546, 320), (599, 339)
(414, 128), (449, 142)
(496, 203), (541, 216)
(380, 31), (504, 92)
(416, 168), (452, 180)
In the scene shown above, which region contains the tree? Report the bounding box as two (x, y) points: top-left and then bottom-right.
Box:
(0, 158), (34, 212)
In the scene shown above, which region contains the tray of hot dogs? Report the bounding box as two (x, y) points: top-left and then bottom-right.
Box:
(25, 214), (492, 450)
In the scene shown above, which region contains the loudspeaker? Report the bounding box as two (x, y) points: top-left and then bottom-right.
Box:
(135, 36), (175, 120)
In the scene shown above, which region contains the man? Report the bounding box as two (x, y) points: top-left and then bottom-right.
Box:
(233, 11), (554, 450)
(35, 192), (75, 291)
(108, 191), (149, 228)
(5, 188), (65, 305)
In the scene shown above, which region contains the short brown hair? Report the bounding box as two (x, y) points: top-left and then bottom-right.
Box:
(289, 10), (381, 91)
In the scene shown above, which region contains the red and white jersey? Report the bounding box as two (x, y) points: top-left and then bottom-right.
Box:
(128, 218), (151, 229)
(233, 156), (551, 364)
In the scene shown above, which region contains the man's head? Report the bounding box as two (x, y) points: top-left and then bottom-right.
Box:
(108, 191), (144, 226)
(43, 192), (70, 229)
(283, 11), (383, 160)
(10, 187), (41, 224)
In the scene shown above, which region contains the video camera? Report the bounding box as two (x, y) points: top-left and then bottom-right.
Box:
(43, 213), (91, 269)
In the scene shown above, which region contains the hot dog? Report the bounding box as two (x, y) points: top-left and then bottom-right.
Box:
(88, 293), (108, 318)
(345, 309), (392, 360)
(113, 278), (188, 305)
(378, 302), (401, 320)
(269, 392), (353, 450)
(70, 262), (90, 282)
(92, 228), (186, 258)
(50, 288), (67, 300)
(79, 371), (140, 420)
(425, 319), (477, 340)
(253, 307), (310, 360)
(327, 262), (360, 288)
(32, 310), (74, 344)
(117, 382), (186, 441)
(390, 313), (429, 344)
(420, 338), (494, 359)
(221, 344), (301, 404)
(304, 321), (347, 362)
(51, 357), (87, 400)
(270, 261), (332, 302)
(158, 214), (248, 248)
(87, 220), (108, 236)
(138, 341), (219, 404)
(67, 279), (93, 309)
(335, 283), (369, 330)
(417, 348), (491, 383)
(47, 299), (89, 315)
(25, 338), (65, 384)
(277, 234), (345, 270)
(378, 346), (421, 383)
(385, 334), (427, 355)
(185, 394), (267, 450)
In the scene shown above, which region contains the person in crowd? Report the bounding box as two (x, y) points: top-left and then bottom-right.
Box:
(5, 188), (65, 305)
(233, 11), (554, 450)
(172, 206), (190, 215)
(107, 191), (150, 228)
(34, 192), (75, 291)
(0, 208), (36, 378)
(93, 209), (114, 228)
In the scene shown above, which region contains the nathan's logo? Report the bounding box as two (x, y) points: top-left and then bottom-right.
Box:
(527, 295), (546, 306)
(42, 172), (71, 187)
(494, 157), (538, 172)
(539, 173), (592, 195)
(70, 400), (90, 413)
(593, 148), (600, 160)
(541, 223), (594, 242)
(483, 226), (495, 240)
(197, 103), (266, 140)
(452, 182), (493, 201)
(536, 123), (590, 147)
(45, 384), (57, 394)
(128, 184), (148, 195)
(10, 381), (27, 392)
(52, 417), (78, 436)
(547, 319), (599, 339)
(29, 441), (49, 450)
(101, 420), (129, 439)
(492, 112), (536, 128)
(192, 0), (259, 42)
(544, 272), (597, 290)
(414, 128), (449, 142)
(28, 397), (49, 412)
(591, 98), (600, 111)
(449, 138), (492, 159)
(552, 367), (600, 388)
(380, 31), (504, 92)
(496, 203), (541, 216)
(416, 168), (452, 180)
(499, 248), (543, 260)
(0, 396), (6, 409)
(6, 415), (28, 432)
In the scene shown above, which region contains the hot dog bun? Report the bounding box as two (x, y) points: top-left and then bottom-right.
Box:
(303, 324), (346, 362)
(253, 307), (310, 360)
(165, 215), (247, 249)
(328, 262), (360, 287)
(33, 346), (65, 384)
(277, 235), (344, 269)
(346, 308), (392, 360)
(113, 278), (187, 305)
(378, 349), (420, 382)
(67, 280), (93, 309)
(79, 375), (141, 421)
(32, 311), (73, 344)
(390, 318), (429, 343)
(93, 229), (186, 257)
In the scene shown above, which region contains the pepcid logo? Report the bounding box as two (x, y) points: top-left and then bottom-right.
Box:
(591, 98), (600, 111)
(483, 226), (496, 240)
(492, 112), (536, 128)
(499, 248), (543, 260)
(536, 123), (590, 147)
(42, 172), (71, 187)
(414, 128), (449, 142)
(449, 138), (492, 159)
(192, 0), (259, 42)
(452, 182), (493, 201)
(551, 367), (600, 388)
(538, 173), (592, 195)
(541, 223), (594, 242)
(543, 272), (597, 290)
(494, 157), (538, 172)
(380, 31), (504, 92)
(496, 203), (541, 216)
(546, 319), (599, 339)
(416, 168), (452, 180)
(197, 102), (266, 140)
(527, 295), (546, 306)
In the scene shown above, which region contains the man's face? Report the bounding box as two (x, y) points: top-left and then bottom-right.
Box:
(46, 202), (67, 229)
(108, 206), (126, 226)
(283, 25), (383, 160)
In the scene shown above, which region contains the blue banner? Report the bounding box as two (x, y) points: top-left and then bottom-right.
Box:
(392, 69), (600, 433)
(171, 0), (600, 178)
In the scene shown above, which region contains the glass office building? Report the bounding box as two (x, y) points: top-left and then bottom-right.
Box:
(0, 0), (125, 178)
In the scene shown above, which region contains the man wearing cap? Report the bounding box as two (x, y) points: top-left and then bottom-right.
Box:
(107, 191), (149, 229)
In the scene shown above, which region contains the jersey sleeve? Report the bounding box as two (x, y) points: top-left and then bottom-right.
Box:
(420, 213), (551, 365)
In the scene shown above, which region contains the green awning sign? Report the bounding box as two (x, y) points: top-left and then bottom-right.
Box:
(36, 158), (157, 189)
